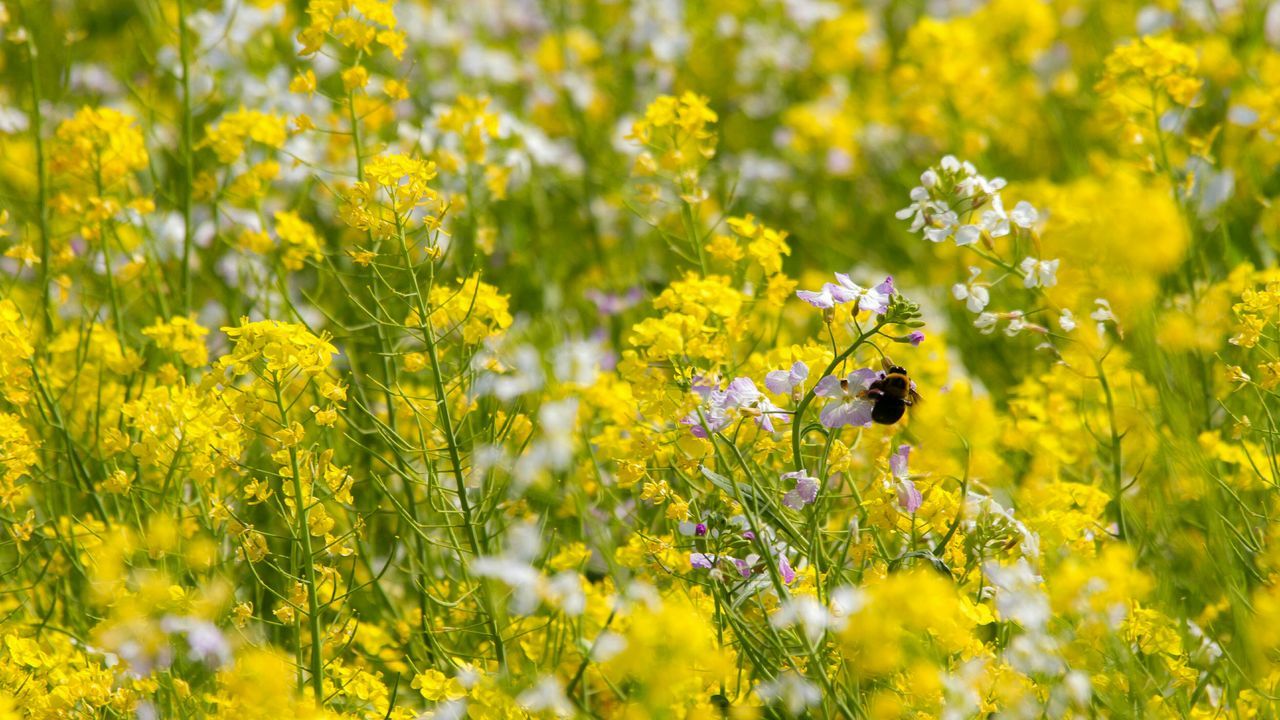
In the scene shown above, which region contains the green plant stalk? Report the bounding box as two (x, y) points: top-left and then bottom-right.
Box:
(275, 378), (325, 703)
(345, 87), (437, 659)
(25, 31), (53, 334)
(177, 0), (196, 314)
(679, 198), (708, 275)
(93, 170), (127, 345)
(1094, 357), (1129, 541)
(414, 248), (508, 667)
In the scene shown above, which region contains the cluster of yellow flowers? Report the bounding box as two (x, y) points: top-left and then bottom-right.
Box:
(218, 319), (337, 379)
(1098, 35), (1204, 108)
(52, 106), (149, 186)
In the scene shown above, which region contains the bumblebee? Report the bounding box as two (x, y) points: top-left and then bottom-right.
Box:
(862, 360), (922, 425)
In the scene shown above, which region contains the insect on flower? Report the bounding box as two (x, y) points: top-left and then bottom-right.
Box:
(861, 358), (923, 425)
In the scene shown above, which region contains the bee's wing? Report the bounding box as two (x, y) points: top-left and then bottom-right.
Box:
(908, 388), (924, 405)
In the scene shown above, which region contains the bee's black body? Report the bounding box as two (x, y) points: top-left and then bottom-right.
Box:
(864, 365), (919, 425)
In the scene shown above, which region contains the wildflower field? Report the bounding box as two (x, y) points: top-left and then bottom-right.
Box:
(6, 0), (1280, 717)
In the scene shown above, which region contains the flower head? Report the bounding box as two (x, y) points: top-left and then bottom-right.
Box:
(889, 444), (922, 513)
(1019, 257), (1060, 289)
(797, 273), (895, 315)
(766, 361), (809, 395)
(1010, 201), (1040, 229)
(682, 376), (787, 436)
(781, 469), (820, 510)
(952, 266), (990, 313)
(812, 369), (878, 428)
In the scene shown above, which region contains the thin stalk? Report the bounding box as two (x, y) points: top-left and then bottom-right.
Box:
(25, 30), (53, 333)
(410, 243), (507, 667)
(274, 377), (325, 702)
(680, 199), (708, 274)
(1094, 357), (1129, 541)
(177, 0), (196, 313)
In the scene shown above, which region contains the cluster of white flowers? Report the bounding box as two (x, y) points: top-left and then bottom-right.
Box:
(897, 155), (1038, 247)
(473, 524), (587, 616)
(898, 156), (1128, 341)
(769, 586), (865, 644)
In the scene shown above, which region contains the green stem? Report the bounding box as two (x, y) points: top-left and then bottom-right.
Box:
(24, 29), (52, 333)
(275, 378), (325, 703)
(177, 0), (195, 314)
(680, 199), (708, 274)
(402, 225), (507, 666)
(790, 322), (884, 471)
(1094, 357), (1129, 541)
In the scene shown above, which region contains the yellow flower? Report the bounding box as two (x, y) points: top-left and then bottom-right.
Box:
(219, 318), (337, 378)
(289, 69), (317, 95)
(273, 210), (324, 271)
(422, 273), (513, 344)
(0, 414), (38, 508)
(200, 107), (289, 163)
(52, 106), (149, 186)
(411, 669), (465, 702)
(1098, 35), (1202, 107)
(341, 65), (370, 92)
(549, 542), (591, 571)
(101, 468), (132, 495)
(4, 634), (44, 668)
(141, 316), (210, 366)
(705, 234), (744, 263)
(1124, 604), (1185, 656)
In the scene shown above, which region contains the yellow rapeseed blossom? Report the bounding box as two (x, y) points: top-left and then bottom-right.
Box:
(52, 106), (149, 186)
(219, 319), (337, 378)
(142, 316), (210, 366)
(200, 108), (289, 164)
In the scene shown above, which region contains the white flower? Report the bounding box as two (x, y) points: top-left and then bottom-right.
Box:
(1010, 201), (1039, 228)
(474, 345), (545, 401)
(895, 185), (933, 232)
(1091, 298), (1117, 337)
(0, 106), (29, 134)
(974, 312), (999, 334)
(1004, 311), (1027, 336)
(590, 632), (627, 662)
(985, 559), (1051, 631)
(513, 400), (578, 486)
(1058, 309), (1076, 332)
(518, 677), (574, 717)
(795, 284), (837, 309)
(1090, 298), (1115, 324)
(473, 556), (584, 617)
(1019, 257), (1060, 288)
(755, 672), (822, 715)
(920, 168), (939, 188)
(951, 267), (990, 313)
(781, 469), (820, 510)
(923, 208), (958, 243)
(159, 616), (233, 669)
(957, 173), (1006, 198)
(979, 194), (1010, 238)
(954, 224), (982, 246)
(1065, 671), (1092, 706)
(553, 338), (604, 387)
(770, 596), (840, 643)
(940, 154), (962, 173)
